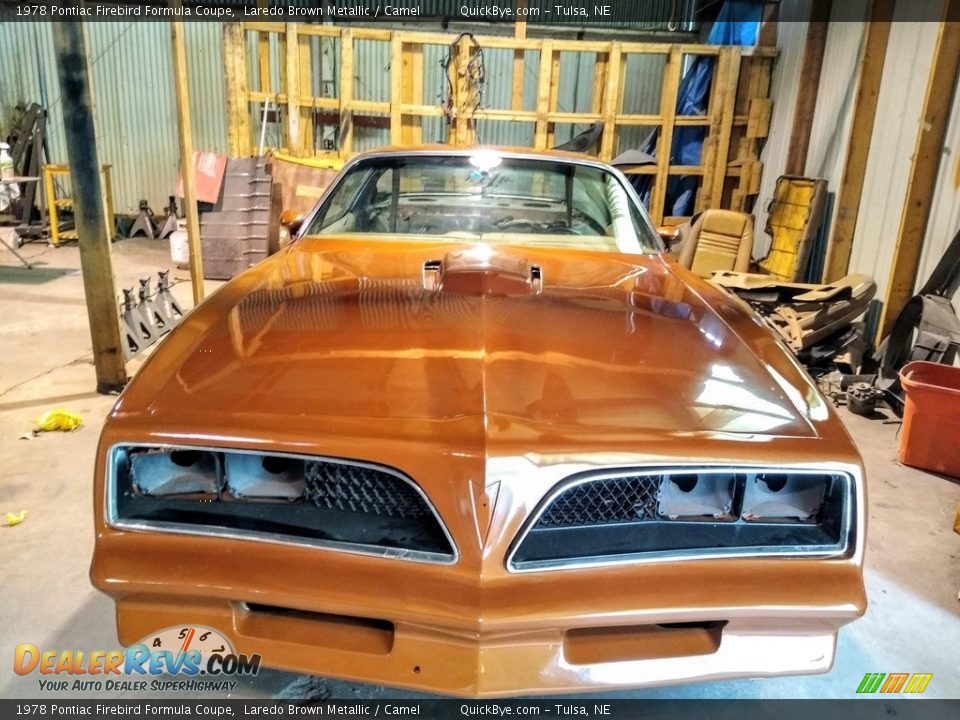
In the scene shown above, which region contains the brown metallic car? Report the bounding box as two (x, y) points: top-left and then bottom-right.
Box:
(92, 147), (866, 697)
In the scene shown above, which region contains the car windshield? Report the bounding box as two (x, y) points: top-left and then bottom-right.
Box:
(302, 153), (661, 254)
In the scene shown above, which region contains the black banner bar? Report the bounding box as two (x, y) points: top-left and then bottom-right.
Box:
(1, 700), (959, 720)
(0, 1), (957, 24)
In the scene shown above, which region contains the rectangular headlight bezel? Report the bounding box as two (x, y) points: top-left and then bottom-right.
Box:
(105, 443), (458, 565)
(507, 465), (857, 573)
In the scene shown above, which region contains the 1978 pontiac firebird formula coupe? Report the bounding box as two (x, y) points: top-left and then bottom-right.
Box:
(92, 147), (866, 697)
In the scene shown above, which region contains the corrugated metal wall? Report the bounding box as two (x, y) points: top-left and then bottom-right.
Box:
(0, 22), (227, 214)
(757, 0), (960, 309)
(847, 8), (941, 300)
(916, 51), (960, 298)
(1, 22), (676, 211)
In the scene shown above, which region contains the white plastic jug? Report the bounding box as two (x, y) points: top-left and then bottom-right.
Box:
(169, 223), (190, 267)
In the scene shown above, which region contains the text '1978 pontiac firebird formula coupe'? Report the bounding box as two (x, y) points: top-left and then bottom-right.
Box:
(92, 147), (866, 697)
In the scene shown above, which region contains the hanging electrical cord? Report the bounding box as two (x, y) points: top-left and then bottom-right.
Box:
(440, 33), (485, 143)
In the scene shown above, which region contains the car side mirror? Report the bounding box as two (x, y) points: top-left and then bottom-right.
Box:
(657, 225), (681, 247)
(280, 209), (305, 236)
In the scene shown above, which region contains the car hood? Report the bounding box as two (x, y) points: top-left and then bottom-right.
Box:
(120, 238), (822, 440)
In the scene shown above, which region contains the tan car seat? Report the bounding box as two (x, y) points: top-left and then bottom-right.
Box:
(678, 209), (753, 278)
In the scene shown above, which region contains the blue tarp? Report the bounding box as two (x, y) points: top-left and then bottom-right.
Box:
(632, 1), (763, 218)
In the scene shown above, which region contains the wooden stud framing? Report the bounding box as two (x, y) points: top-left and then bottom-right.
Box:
(284, 23), (300, 155)
(785, 0), (832, 175)
(822, 0), (894, 283)
(699, 47), (741, 211)
(880, 12), (960, 337)
(401, 43), (424, 145)
(534, 40), (554, 149)
(455, 36), (474, 146)
(546, 46), (561, 147)
(711, 48), (742, 208)
(339, 29), (353, 158)
(598, 43), (623, 161)
(229, 26), (776, 223)
(223, 23), (251, 156)
(512, 8), (527, 112)
(390, 35), (403, 146)
(649, 46), (683, 225)
(172, 20), (205, 305)
(298, 34), (314, 154)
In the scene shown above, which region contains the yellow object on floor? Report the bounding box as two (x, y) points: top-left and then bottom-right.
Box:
(6, 510), (27, 527)
(35, 408), (83, 432)
(954, 502), (960, 535)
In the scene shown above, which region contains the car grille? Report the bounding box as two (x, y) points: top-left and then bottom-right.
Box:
(537, 474), (659, 527)
(510, 467), (852, 571)
(305, 461), (432, 519)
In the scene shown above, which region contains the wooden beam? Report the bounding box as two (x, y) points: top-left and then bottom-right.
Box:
(456, 35), (475, 145)
(51, 21), (127, 393)
(401, 43), (423, 145)
(712, 47), (741, 207)
(785, 0), (832, 175)
(299, 34), (314, 154)
(546, 45), (561, 146)
(512, 1), (527, 112)
(880, 10), (960, 337)
(390, 34), (403, 146)
(822, 0), (894, 282)
(172, 21), (205, 306)
(285, 23), (301, 154)
(534, 40), (553, 149)
(598, 43), (622, 161)
(223, 23), (251, 156)
(590, 52), (607, 115)
(339, 29), (353, 157)
(701, 47), (741, 210)
(650, 45), (683, 225)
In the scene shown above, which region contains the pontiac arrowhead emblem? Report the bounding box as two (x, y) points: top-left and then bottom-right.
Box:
(469, 480), (501, 549)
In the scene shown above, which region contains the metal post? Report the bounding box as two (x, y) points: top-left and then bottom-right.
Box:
(171, 21), (205, 305)
(51, 22), (127, 394)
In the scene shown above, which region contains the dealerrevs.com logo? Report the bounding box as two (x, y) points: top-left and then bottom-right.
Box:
(14, 626), (261, 693)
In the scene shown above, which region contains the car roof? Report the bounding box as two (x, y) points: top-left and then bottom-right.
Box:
(349, 144), (603, 165)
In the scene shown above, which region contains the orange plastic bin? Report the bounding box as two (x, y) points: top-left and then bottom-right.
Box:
(898, 361), (960, 478)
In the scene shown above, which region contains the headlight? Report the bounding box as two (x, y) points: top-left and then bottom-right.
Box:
(108, 445), (456, 563)
(509, 467), (853, 571)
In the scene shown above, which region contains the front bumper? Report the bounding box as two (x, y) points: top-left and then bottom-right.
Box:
(112, 596), (842, 697)
(93, 526), (864, 697)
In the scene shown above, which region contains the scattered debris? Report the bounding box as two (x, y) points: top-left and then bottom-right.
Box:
(847, 381), (883, 417)
(35, 408), (83, 432)
(5, 510), (28, 527)
(710, 271), (876, 360)
(273, 675), (331, 701)
(17, 430), (37, 440)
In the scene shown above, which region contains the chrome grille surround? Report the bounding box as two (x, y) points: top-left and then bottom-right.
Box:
(508, 465), (856, 573)
(105, 443), (458, 565)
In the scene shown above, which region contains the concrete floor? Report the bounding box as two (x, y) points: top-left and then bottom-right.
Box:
(1, 233), (958, 700)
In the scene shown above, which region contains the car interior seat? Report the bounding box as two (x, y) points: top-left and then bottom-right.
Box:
(677, 209), (753, 278)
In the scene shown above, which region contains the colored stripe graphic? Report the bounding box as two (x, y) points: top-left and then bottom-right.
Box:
(904, 673), (933, 694)
(857, 673), (885, 693)
(880, 673), (909, 693)
(856, 672), (932, 694)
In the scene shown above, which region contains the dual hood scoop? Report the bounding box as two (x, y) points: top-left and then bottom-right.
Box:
(422, 248), (543, 297)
